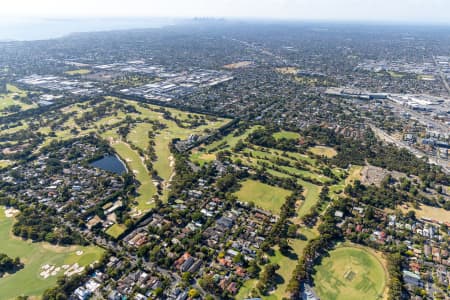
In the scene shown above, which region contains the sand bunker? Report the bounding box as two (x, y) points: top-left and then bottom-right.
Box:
(169, 155), (175, 167)
(4, 208), (20, 218)
(40, 263), (85, 279)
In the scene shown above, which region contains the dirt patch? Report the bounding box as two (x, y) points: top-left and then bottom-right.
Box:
(275, 67), (299, 74)
(361, 165), (407, 186)
(223, 61), (253, 69)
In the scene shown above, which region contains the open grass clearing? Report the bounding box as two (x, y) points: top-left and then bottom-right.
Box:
(190, 150), (216, 165)
(387, 70), (405, 78)
(309, 145), (337, 158)
(418, 74), (435, 81)
(0, 85), (36, 114)
(0, 160), (13, 169)
(345, 165), (363, 186)
(198, 126), (262, 155)
(109, 141), (156, 215)
(128, 122), (153, 151)
(153, 132), (173, 184)
(105, 223), (127, 239)
(0, 207), (103, 300)
(279, 165), (332, 184)
(313, 244), (388, 300)
(399, 203), (450, 224)
(275, 67), (299, 75)
(0, 123), (29, 135)
(65, 69), (91, 75)
(273, 131), (300, 140)
(329, 183), (345, 200)
(268, 148), (316, 164)
(297, 180), (322, 218)
(234, 179), (292, 215)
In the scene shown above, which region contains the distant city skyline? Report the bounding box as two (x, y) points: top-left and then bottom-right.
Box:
(2, 0), (450, 24)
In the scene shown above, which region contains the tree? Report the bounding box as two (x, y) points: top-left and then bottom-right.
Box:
(182, 272), (192, 284)
(233, 253), (245, 265)
(188, 289), (200, 298)
(279, 239), (291, 255)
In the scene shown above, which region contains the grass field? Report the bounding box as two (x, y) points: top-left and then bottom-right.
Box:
(190, 150), (217, 165)
(0, 160), (12, 169)
(273, 131), (300, 140)
(387, 71), (405, 78)
(297, 179), (322, 218)
(0, 207), (104, 300)
(279, 165), (332, 184)
(418, 74), (435, 81)
(234, 179), (292, 215)
(191, 126), (262, 164)
(313, 245), (388, 300)
(309, 146), (337, 158)
(399, 203), (450, 224)
(110, 141), (156, 215)
(105, 223), (127, 239)
(275, 67), (299, 75)
(65, 69), (91, 75)
(153, 133), (173, 183)
(190, 130), (340, 219)
(127, 123), (153, 151)
(345, 165), (363, 186)
(0, 85), (36, 113)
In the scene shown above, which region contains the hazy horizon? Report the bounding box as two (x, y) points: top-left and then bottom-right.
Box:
(2, 0), (450, 40)
(2, 0), (450, 23)
(1, 16), (450, 42)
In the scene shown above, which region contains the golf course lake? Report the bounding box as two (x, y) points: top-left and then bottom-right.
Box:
(90, 155), (127, 175)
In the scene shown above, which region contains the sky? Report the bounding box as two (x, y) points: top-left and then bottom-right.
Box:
(1, 0), (450, 24)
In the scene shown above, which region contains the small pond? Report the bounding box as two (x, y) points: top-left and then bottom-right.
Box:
(90, 155), (127, 175)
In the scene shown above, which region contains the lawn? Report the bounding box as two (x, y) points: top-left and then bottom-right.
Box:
(105, 223), (127, 239)
(279, 165), (332, 184)
(234, 179), (292, 215)
(399, 203), (450, 224)
(153, 131), (175, 183)
(0, 123), (29, 135)
(128, 122), (153, 151)
(345, 165), (363, 186)
(0, 85), (36, 113)
(65, 69), (91, 75)
(273, 131), (300, 140)
(309, 145), (337, 158)
(0, 207), (104, 300)
(275, 67), (299, 75)
(0, 160), (12, 169)
(190, 151), (216, 165)
(418, 74), (435, 81)
(196, 126), (262, 156)
(297, 179), (322, 218)
(313, 245), (388, 300)
(387, 70), (405, 78)
(110, 142), (156, 215)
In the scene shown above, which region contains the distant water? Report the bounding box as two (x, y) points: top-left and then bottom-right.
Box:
(0, 17), (175, 41)
(90, 155), (127, 175)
